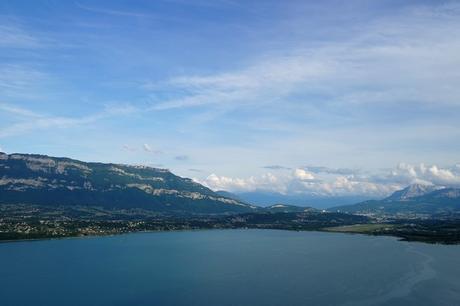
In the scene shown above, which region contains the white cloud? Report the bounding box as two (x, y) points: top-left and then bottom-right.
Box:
(142, 143), (162, 154)
(199, 172), (287, 193)
(199, 170), (398, 197)
(293, 168), (315, 181)
(198, 163), (460, 197)
(383, 163), (460, 186)
(143, 143), (153, 152)
(427, 165), (457, 183)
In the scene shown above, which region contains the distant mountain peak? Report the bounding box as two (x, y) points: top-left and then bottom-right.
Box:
(385, 183), (441, 201)
(331, 183), (460, 215)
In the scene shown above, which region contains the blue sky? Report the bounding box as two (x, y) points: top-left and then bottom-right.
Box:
(1, 0), (460, 197)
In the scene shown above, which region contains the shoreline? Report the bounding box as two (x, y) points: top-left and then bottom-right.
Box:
(1, 226), (459, 245)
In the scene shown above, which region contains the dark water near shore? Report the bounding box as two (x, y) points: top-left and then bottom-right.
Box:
(1, 230), (459, 306)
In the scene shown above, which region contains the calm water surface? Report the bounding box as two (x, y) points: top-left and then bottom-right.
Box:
(1, 230), (459, 306)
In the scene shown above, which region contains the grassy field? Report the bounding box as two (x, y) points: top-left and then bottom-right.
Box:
(323, 223), (396, 233)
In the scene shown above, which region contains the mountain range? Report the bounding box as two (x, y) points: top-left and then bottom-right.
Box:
(332, 183), (460, 215)
(0, 152), (255, 214)
(2, 152), (460, 217)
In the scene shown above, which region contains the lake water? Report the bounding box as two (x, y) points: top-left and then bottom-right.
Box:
(1, 230), (459, 306)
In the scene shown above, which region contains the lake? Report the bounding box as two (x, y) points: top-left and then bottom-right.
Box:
(1, 230), (459, 306)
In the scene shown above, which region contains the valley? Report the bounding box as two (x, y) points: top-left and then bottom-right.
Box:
(1, 153), (460, 244)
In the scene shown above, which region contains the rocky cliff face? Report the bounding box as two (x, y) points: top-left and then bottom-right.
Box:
(0, 152), (254, 214)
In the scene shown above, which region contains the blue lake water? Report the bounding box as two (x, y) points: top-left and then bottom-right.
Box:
(1, 230), (459, 306)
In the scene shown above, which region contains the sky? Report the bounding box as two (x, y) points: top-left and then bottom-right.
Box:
(1, 0), (460, 198)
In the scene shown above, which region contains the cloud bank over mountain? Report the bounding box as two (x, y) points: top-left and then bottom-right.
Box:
(199, 163), (460, 197)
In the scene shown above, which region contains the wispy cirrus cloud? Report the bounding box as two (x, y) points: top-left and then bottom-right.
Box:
(0, 65), (49, 99)
(1, 1), (460, 187)
(149, 54), (332, 111)
(175, 155), (189, 161)
(0, 24), (41, 48)
(0, 103), (136, 138)
(122, 144), (137, 152)
(0, 103), (43, 118)
(302, 166), (358, 176)
(147, 2), (460, 118)
(263, 165), (291, 170)
(75, 2), (152, 18)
